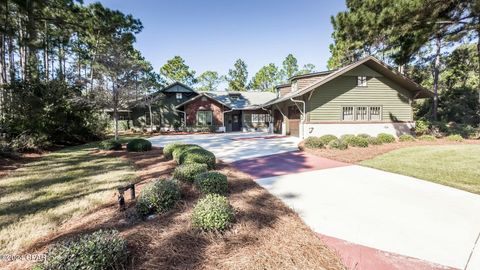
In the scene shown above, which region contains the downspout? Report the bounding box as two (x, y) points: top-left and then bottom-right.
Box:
(290, 97), (306, 139)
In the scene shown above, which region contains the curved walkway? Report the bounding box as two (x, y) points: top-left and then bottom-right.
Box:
(150, 133), (480, 270)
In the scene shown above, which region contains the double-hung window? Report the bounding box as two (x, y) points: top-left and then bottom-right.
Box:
(342, 106), (382, 121)
(196, 111), (213, 126)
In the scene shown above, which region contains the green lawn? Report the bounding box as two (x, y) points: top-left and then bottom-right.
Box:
(361, 144), (480, 195)
(0, 141), (136, 254)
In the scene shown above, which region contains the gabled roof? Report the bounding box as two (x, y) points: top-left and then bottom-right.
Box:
(265, 56), (433, 107)
(176, 91), (277, 110)
(161, 81), (198, 94)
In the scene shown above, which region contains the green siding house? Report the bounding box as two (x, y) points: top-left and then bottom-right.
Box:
(265, 56), (432, 138)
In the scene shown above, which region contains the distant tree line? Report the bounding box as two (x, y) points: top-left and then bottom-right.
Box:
(159, 54), (317, 92)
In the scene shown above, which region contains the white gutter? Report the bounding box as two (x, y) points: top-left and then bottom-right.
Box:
(290, 97), (306, 139)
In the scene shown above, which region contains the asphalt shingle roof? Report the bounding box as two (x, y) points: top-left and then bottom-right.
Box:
(204, 91), (278, 110)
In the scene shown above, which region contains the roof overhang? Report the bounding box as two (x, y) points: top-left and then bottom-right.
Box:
(175, 93), (231, 109)
(264, 56), (433, 107)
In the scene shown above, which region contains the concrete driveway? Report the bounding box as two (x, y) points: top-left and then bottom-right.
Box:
(149, 133), (480, 270)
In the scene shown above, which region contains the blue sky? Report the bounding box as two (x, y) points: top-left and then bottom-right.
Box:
(84, 0), (346, 81)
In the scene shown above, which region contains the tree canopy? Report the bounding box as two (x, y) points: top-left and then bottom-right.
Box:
(226, 59), (248, 91)
(160, 56), (197, 86)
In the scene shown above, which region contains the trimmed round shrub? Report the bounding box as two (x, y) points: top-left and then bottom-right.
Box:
(328, 139), (348, 150)
(192, 194), (234, 231)
(418, 135), (436, 141)
(348, 136), (369, 147)
(179, 148), (216, 169)
(194, 172), (228, 194)
(367, 136), (383, 145)
(377, 133), (396, 143)
(340, 134), (356, 144)
(304, 136), (324, 149)
(357, 133), (371, 139)
(163, 142), (184, 159)
(446, 134), (464, 142)
(136, 179), (181, 216)
(38, 230), (127, 270)
(173, 162), (209, 183)
(399, 134), (415, 142)
(319, 134), (338, 145)
(415, 119), (431, 135)
(126, 138), (152, 152)
(99, 140), (122, 150)
(172, 144), (203, 164)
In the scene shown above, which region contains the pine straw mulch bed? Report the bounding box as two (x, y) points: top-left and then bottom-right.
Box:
(6, 147), (345, 270)
(300, 138), (480, 164)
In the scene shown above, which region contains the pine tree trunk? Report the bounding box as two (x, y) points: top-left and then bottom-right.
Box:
(44, 21), (49, 81)
(477, 33), (480, 105)
(432, 36), (441, 121)
(0, 34), (5, 85)
(113, 81), (119, 141)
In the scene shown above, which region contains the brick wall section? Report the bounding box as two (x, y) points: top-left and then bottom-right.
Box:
(296, 74), (327, 89)
(278, 85), (291, 97)
(184, 96), (224, 126)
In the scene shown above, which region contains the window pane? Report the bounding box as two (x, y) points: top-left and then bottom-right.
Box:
(342, 106), (354, 120)
(370, 106), (381, 121)
(356, 106), (368, 120)
(206, 111), (212, 125)
(357, 76), (367, 87)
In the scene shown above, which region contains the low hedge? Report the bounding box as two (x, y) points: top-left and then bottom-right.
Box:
(173, 163), (209, 183)
(446, 134), (464, 142)
(357, 133), (371, 138)
(348, 136), (369, 147)
(399, 134), (415, 142)
(367, 136), (383, 145)
(136, 179), (181, 216)
(172, 144), (203, 164)
(418, 135), (436, 141)
(194, 172), (228, 195)
(340, 134), (356, 144)
(179, 148), (216, 169)
(163, 142), (185, 159)
(319, 134), (338, 145)
(98, 140), (122, 150)
(126, 138), (152, 152)
(377, 133), (396, 143)
(192, 194), (234, 231)
(328, 139), (348, 150)
(37, 230), (127, 270)
(304, 137), (324, 149)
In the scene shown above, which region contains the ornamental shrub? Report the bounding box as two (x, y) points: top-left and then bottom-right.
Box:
(357, 133), (371, 138)
(348, 136), (369, 147)
(446, 134), (464, 142)
(399, 134), (415, 142)
(377, 133), (396, 143)
(319, 134), (338, 145)
(340, 134), (356, 145)
(172, 144), (202, 164)
(328, 139), (348, 150)
(99, 139), (122, 150)
(179, 148), (216, 169)
(194, 172), (228, 195)
(38, 230), (127, 270)
(191, 194), (234, 231)
(136, 179), (181, 216)
(163, 142), (184, 160)
(367, 136), (383, 145)
(173, 163), (209, 183)
(126, 138), (152, 152)
(415, 119), (431, 135)
(304, 137), (324, 149)
(418, 135), (436, 141)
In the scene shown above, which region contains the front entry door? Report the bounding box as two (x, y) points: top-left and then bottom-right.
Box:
(232, 113), (241, 131)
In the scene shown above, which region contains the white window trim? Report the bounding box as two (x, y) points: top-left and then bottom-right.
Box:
(357, 76), (368, 87)
(196, 110), (213, 126)
(341, 105), (383, 121)
(176, 93), (183, 99)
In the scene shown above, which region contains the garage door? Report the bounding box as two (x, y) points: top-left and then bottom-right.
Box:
(288, 106), (301, 137)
